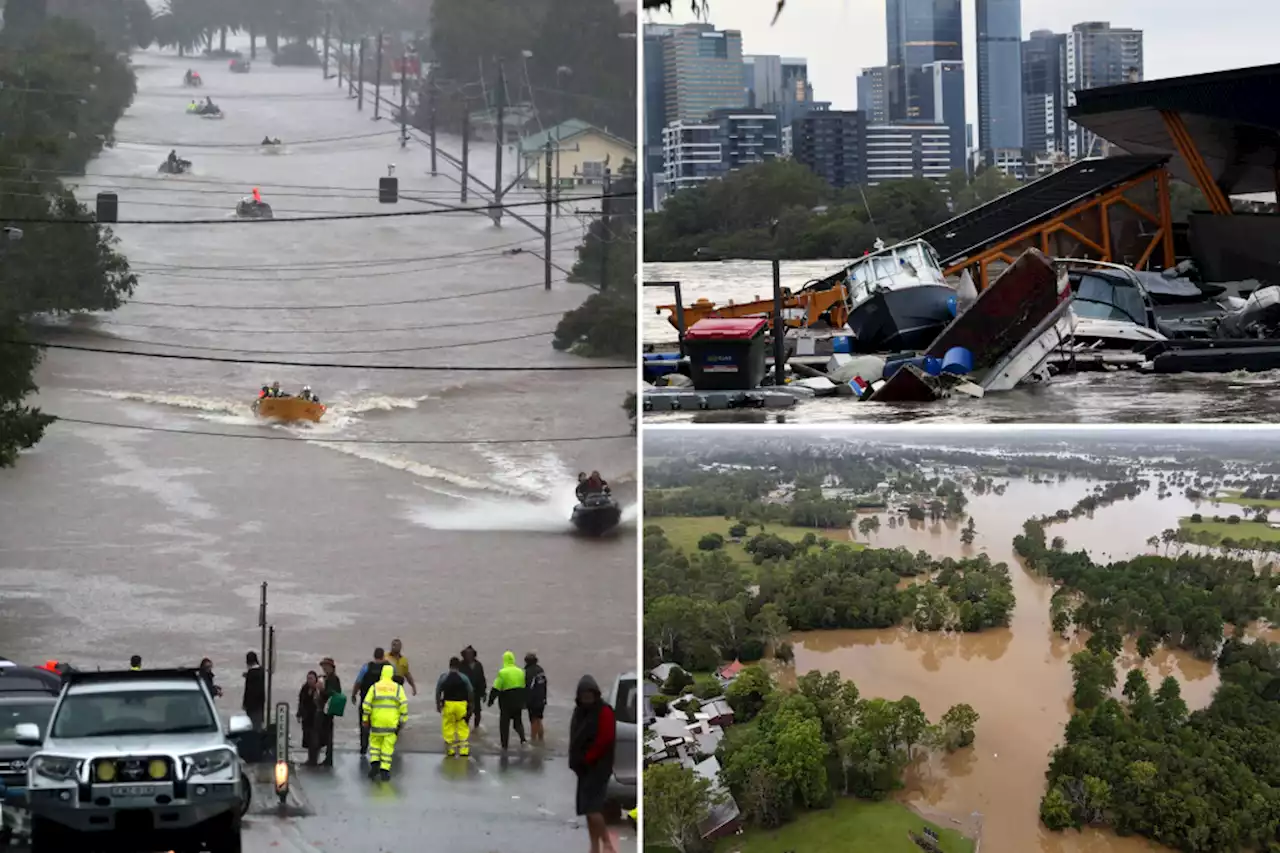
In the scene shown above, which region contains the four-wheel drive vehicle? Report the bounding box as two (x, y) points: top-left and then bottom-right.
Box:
(13, 668), (253, 853)
(605, 672), (637, 809)
(0, 692), (57, 844)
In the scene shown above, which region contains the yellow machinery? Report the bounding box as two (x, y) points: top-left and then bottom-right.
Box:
(656, 283), (850, 333)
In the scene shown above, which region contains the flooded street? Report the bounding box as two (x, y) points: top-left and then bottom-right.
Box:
(787, 478), (1216, 853)
(0, 50), (636, 753)
(643, 261), (1280, 424)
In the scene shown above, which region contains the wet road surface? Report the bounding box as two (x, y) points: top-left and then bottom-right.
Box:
(0, 46), (637, 754)
(244, 752), (636, 853)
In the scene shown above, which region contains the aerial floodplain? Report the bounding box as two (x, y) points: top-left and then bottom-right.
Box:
(641, 426), (1280, 853)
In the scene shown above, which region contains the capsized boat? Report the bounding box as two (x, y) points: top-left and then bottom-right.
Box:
(571, 492), (621, 536)
(839, 239), (956, 352)
(253, 396), (324, 423)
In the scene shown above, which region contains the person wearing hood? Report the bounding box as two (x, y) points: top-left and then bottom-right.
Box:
(487, 651), (528, 750)
(458, 646), (486, 729)
(361, 663), (408, 781)
(569, 675), (618, 853)
(524, 652), (547, 743)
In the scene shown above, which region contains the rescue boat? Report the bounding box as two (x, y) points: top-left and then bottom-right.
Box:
(253, 396), (325, 423)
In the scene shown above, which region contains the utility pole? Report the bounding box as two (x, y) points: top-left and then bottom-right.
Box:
(357, 39), (365, 111)
(321, 12), (331, 79)
(460, 103), (470, 203)
(544, 139), (553, 290)
(399, 50), (408, 148)
(373, 32), (383, 120)
(429, 85), (438, 175)
(599, 167), (611, 291)
(493, 60), (506, 226)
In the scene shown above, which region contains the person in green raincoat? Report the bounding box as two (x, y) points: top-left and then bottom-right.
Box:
(486, 650), (528, 750)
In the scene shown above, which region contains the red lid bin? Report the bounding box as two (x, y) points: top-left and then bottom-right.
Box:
(684, 317), (770, 390)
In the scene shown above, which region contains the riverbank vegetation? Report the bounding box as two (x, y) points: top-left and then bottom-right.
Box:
(1041, 638), (1280, 851)
(644, 526), (1014, 671)
(0, 10), (139, 467)
(718, 668), (976, 840)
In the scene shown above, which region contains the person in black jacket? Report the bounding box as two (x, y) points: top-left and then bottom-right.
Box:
(352, 647), (389, 756)
(524, 652), (547, 743)
(243, 651), (266, 730)
(458, 646), (486, 729)
(198, 658), (223, 698)
(311, 657), (341, 767)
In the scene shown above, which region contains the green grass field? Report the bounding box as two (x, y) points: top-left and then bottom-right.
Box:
(644, 799), (974, 853)
(1180, 518), (1280, 542)
(646, 515), (858, 570)
(1216, 490), (1280, 510)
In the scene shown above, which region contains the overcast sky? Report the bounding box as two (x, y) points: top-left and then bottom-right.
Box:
(644, 0), (1277, 140)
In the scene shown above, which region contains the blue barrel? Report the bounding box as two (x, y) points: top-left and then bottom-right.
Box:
(947, 293), (959, 317)
(644, 353), (681, 362)
(941, 346), (973, 375)
(883, 355), (943, 380)
(831, 335), (853, 354)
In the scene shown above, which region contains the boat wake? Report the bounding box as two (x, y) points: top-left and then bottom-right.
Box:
(407, 487), (639, 534)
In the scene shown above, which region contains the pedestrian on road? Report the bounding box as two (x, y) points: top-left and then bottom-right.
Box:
(297, 671), (321, 754)
(436, 656), (473, 757)
(361, 664), (408, 781)
(459, 646), (486, 729)
(387, 638), (418, 696)
(197, 655), (222, 696)
(243, 652), (266, 731)
(487, 651), (528, 750)
(353, 647), (389, 756)
(311, 658), (342, 767)
(524, 652), (547, 743)
(569, 674), (618, 853)
(129, 655), (141, 671)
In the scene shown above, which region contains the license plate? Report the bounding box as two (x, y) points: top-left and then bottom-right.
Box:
(112, 785), (156, 797)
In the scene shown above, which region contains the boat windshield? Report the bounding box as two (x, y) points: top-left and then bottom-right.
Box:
(846, 241), (946, 291)
(1074, 273), (1148, 325)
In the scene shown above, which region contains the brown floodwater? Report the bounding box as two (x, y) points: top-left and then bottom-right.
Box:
(788, 477), (1221, 853)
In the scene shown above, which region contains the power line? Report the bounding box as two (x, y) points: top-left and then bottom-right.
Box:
(7, 339), (632, 372)
(0, 191), (634, 224)
(126, 279), (552, 310)
(68, 327), (556, 356)
(83, 307), (576, 335)
(51, 416), (632, 445)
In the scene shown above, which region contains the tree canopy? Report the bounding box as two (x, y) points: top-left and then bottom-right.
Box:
(0, 14), (138, 466)
(644, 159), (1023, 262)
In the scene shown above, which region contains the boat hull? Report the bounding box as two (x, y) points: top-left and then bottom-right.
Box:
(254, 397), (324, 423)
(846, 285), (954, 353)
(571, 499), (622, 536)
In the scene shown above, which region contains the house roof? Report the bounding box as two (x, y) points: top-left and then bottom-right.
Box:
(717, 659), (745, 680)
(519, 119), (636, 155)
(692, 757), (742, 837)
(649, 663), (677, 682)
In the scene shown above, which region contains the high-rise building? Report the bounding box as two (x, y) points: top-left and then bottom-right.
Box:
(1022, 29), (1067, 156)
(1064, 22), (1143, 158)
(976, 0), (1023, 151)
(885, 0), (963, 121)
(642, 23), (678, 209)
(864, 123), (952, 185)
(791, 110), (866, 189)
(857, 67), (889, 124)
(745, 55), (819, 127)
(744, 54), (782, 108)
(659, 109), (780, 202)
(917, 60), (967, 171)
(659, 23), (747, 125)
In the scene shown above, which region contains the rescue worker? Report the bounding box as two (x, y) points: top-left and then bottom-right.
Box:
(524, 652), (547, 743)
(584, 471), (609, 495)
(252, 187), (262, 205)
(575, 472), (589, 502)
(361, 664), (408, 780)
(353, 647), (390, 756)
(167, 149), (179, 170)
(258, 385), (271, 399)
(270, 381), (281, 398)
(436, 656), (472, 757)
(487, 651), (528, 750)
(129, 655), (142, 671)
(189, 100), (197, 111)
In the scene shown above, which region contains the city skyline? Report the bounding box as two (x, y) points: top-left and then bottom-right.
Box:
(644, 0), (1279, 151)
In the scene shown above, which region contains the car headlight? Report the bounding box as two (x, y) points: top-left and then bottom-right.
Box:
(182, 749), (235, 778)
(31, 756), (81, 783)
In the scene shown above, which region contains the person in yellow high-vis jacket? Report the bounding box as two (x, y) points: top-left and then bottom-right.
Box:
(361, 664), (408, 780)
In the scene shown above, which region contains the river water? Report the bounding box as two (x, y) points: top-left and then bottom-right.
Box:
(0, 49), (636, 754)
(643, 260), (1280, 424)
(785, 477), (1221, 853)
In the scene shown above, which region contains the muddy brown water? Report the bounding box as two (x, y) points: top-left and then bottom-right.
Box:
(786, 478), (1224, 853)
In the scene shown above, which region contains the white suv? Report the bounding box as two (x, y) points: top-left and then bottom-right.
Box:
(14, 668), (251, 853)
